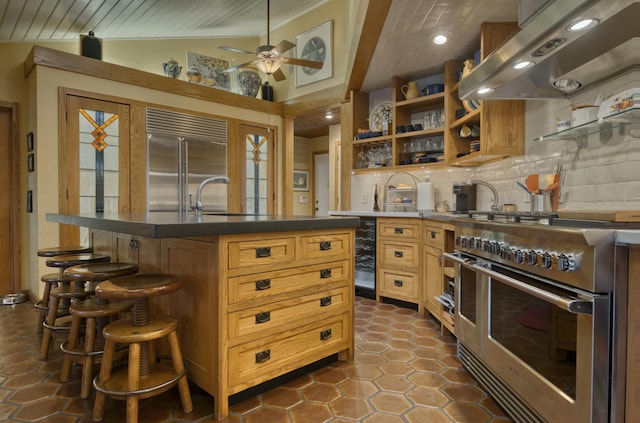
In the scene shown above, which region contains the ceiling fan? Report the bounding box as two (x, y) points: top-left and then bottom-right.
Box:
(219, 0), (323, 81)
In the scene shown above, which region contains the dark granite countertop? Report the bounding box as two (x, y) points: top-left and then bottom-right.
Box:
(47, 212), (360, 239)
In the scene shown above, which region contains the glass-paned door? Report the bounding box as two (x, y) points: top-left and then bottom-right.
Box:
(60, 95), (130, 245)
(237, 125), (275, 214)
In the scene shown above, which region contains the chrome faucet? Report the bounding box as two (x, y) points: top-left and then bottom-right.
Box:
(469, 179), (502, 211)
(192, 176), (229, 218)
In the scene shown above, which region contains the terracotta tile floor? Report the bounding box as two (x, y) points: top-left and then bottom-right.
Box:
(0, 296), (512, 422)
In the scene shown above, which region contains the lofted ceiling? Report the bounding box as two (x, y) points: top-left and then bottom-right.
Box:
(0, 0), (518, 138)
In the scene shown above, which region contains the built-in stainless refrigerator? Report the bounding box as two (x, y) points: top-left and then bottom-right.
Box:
(146, 108), (228, 212)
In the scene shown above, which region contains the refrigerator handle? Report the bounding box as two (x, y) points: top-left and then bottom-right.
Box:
(184, 139), (189, 211)
(178, 137), (185, 212)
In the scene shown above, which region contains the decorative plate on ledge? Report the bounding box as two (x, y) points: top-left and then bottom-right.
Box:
(369, 101), (392, 131)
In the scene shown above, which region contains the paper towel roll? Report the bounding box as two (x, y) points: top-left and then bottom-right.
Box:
(417, 182), (435, 211)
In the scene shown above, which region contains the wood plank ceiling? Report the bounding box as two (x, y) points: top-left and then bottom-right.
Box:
(0, 0), (518, 138)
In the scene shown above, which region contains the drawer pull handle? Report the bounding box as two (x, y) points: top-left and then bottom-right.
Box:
(255, 349), (271, 363)
(320, 241), (332, 251)
(320, 296), (332, 307)
(394, 227), (404, 234)
(255, 279), (271, 290)
(431, 231), (436, 239)
(320, 329), (332, 340)
(255, 247), (271, 258)
(394, 250), (404, 258)
(320, 268), (332, 279)
(255, 312), (271, 324)
(394, 279), (403, 287)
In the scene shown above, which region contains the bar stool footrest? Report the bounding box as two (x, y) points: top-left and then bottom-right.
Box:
(93, 362), (186, 399)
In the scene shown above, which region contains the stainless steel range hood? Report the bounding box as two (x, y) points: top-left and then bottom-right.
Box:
(459, 0), (640, 99)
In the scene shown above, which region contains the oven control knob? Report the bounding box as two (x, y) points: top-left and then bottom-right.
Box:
(527, 250), (538, 266)
(474, 237), (484, 250)
(490, 241), (501, 254)
(541, 252), (553, 269)
(513, 249), (525, 264)
(483, 240), (491, 252)
(500, 248), (512, 260)
(458, 236), (469, 248)
(468, 237), (476, 248)
(557, 254), (576, 272)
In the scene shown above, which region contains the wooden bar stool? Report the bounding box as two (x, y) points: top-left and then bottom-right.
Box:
(39, 253), (111, 360)
(35, 246), (93, 332)
(60, 262), (139, 398)
(92, 274), (193, 423)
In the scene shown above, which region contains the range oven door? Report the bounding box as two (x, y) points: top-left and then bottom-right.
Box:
(471, 259), (611, 423)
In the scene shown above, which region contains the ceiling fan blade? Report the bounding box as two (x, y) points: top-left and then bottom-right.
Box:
(223, 61), (256, 73)
(219, 46), (255, 55)
(272, 40), (295, 55)
(282, 57), (324, 69)
(272, 68), (286, 81)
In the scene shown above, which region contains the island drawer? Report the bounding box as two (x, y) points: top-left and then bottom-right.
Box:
(379, 240), (420, 269)
(227, 286), (350, 341)
(378, 268), (419, 299)
(228, 312), (349, 392)
(228, 237), (295, 269)
(228, 260), (350, 305)
(298, 231), (351, 260)
(378, 219), (421, 240)
(422, 222), (443, 247)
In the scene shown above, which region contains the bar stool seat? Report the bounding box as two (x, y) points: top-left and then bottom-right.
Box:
(59, 262), (139, 398)
(38, 246), (93, 258)
(35, 246), (93, 332)
(92, 274), (192, 423)
(39, 253), (112, 360)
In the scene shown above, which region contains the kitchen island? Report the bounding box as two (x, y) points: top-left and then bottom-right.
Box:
(47, 212), (359, 420)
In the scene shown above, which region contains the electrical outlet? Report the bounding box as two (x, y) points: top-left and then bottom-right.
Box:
(361, 193), (368, 204)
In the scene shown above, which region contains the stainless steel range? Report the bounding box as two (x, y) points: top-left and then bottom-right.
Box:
(444, 211), (630, 423)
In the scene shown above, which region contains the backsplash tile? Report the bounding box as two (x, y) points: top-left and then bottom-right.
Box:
(350, 70), (640, 212)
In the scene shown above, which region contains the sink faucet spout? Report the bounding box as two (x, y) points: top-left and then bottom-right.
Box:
(469, 179), (502, 211)
(193, 176), (229, 217)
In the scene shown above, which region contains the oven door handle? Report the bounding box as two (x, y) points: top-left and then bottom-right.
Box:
(472, 261), (593, 315)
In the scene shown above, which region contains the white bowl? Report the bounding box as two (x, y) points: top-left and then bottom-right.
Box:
(572, 106), (599, 126)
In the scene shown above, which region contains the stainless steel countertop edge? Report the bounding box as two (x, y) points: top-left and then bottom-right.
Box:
(47, 212), (361, 238)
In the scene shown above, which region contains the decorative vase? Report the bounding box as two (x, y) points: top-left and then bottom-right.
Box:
(238, 69), (262, 97)
(162, 58), (182, 79)
(186, 66), (202, 84)
(401, 81), (420, 100)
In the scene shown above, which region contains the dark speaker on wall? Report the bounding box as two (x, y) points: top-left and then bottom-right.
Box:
(81, 31), (102, 60)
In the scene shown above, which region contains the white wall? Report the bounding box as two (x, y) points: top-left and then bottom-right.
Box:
(351, 70), (640, 212)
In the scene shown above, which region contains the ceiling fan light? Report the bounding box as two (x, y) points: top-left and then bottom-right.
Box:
(256, 59), (282, 75)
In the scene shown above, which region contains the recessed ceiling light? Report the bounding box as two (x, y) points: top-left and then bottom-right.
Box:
(477, 87), (494, 95)
(553, 78), (582, 91)
(512, 61), (534, 70)
(566, 18), (599, 32)
(325, 113), (333, 120)
(431, 31), (451, 45)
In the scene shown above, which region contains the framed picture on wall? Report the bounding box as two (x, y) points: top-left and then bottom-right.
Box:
(295, 20), (333, 87)
(293, 170), (309, 191)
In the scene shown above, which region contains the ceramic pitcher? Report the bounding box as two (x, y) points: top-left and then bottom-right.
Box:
(401, 81), (420, 100)
(162, 59), (182, 79)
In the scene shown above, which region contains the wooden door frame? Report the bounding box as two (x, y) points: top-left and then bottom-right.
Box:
(58, 89), (131, 245)
(234, 124), (277, 214)
(0, 101), (20, 293)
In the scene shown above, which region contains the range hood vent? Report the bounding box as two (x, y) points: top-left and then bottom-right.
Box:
(459, 0), (640, 99)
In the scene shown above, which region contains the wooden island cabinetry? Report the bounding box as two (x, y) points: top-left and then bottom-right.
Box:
(66, 213), (358, 421)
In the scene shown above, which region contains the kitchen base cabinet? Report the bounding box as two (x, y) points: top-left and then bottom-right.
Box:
(421, 221), (456, 336)
(376, 218), (421, 308)
(88, 228), (354, 420)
